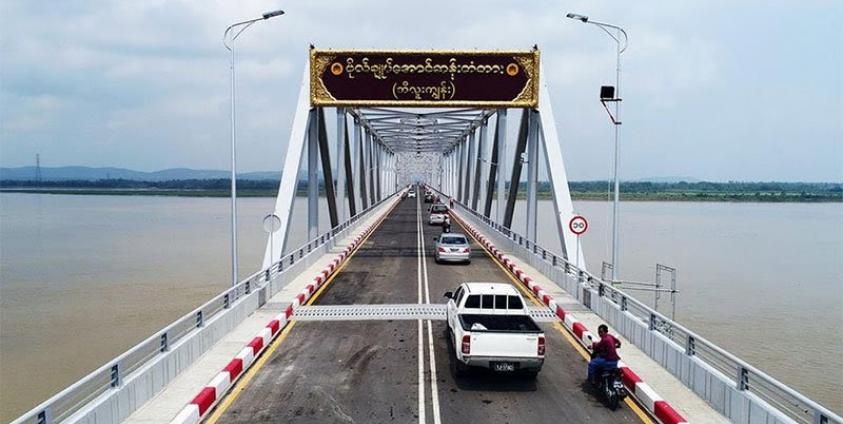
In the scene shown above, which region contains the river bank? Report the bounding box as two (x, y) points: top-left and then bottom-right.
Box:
(2, 187), (841, 202)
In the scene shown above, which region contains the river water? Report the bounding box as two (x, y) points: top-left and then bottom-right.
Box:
(0, 193), (841, 419)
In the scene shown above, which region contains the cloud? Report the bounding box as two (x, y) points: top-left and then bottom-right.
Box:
(0, 0), (840, 181)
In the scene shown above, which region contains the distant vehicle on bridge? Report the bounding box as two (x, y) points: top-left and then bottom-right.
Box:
(407, 189), (416, 198)
(428, 203), (448, 225)
(444, 283), (545, 379)
(433, 233), (471, 264)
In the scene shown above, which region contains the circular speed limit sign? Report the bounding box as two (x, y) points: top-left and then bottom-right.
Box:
(568, 215), (588, 235)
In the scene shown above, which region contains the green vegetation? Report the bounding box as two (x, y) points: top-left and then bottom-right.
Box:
(555, 181), (842, 202)
(1, 179), (841, 202)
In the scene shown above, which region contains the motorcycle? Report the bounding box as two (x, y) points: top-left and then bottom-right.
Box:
(592, 364), (627, 410)
(589, 342), (627, 410)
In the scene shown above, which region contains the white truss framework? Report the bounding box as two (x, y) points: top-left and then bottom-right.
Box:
(263, 60), (583, 270)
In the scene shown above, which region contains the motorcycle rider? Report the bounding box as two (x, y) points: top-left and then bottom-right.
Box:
(588, 324), (621, 385)
(442, 215), (452, 233)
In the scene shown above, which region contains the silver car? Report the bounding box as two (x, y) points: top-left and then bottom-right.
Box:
(428, 204), (448, 225)
(434, 233), (471, 264)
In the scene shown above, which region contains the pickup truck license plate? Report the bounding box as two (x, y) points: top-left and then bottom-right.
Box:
(493, 362), (516, 372)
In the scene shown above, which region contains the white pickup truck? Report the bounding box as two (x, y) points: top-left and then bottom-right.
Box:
(444, 282), (545, 378)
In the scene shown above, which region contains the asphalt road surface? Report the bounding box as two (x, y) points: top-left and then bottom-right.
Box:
(211, 195), (646, 424)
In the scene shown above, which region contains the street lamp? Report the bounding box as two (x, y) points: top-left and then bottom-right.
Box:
(565, 12), (628, 282)
(223, 8), (284, 286)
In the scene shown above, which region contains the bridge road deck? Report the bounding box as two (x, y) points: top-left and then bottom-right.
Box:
(210, 196), (646, 423)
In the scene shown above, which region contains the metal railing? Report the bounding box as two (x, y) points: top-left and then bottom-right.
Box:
(446, 194), (842, 424)
(11, 191), (401, 424)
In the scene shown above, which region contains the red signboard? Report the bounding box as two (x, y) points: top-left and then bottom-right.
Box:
(310, 48), (540, 108)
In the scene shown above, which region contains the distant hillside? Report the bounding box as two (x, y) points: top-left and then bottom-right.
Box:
(0, 166), (279, 181)
(634, 176), (701, 183)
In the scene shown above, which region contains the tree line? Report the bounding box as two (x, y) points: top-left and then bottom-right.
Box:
(1, 178), (841, 195)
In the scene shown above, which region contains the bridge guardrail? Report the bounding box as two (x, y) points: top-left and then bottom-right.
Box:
(11, 191), (401, 424)
(438, 190), (841, 424)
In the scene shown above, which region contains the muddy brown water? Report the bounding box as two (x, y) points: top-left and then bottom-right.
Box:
(1, 193), (840, 420)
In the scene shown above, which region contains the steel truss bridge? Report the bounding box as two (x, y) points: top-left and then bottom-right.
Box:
(11, 50), (841, 424)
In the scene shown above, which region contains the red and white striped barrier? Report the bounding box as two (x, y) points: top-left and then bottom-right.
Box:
(169, 203), (397, 423)
(449, 211), (689, 424)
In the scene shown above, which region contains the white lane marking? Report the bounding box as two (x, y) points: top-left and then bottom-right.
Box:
(418, 319), (425, 424)
(415, 193), (426, 424)
(418, 206), (442, 424)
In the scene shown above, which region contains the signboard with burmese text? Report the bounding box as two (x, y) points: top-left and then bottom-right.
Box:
(310, 48), (540, 108)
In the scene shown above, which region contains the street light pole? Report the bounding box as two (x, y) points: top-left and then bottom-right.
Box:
(566, 12), (628, 282)
(223, 9), (284, 286)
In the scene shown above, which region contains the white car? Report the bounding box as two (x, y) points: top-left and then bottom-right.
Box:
(407, 190), (416, 198)
(434, 233), (471, 264)
(428, 204), (448, 225)
(444, 283), (545, 378)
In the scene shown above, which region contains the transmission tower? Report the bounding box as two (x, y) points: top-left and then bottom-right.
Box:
(35, 154), (42, 183)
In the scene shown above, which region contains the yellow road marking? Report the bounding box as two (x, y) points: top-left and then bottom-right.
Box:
(455, 215), (655, 424)
(205, 200), (400, 422)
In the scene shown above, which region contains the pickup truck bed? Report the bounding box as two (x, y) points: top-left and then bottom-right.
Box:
(459, 314), (542, 333)
(446, 283), (545, 377)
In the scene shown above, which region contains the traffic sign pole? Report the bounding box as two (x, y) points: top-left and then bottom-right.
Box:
(576, 235), (581, 270)
(568, 215), (588, 270)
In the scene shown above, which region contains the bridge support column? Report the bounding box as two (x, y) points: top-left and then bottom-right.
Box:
(448, 152), (453, 195)
(387, 152), (393, 194)
(381, 142), (386, 201)
(359, 126), (369, 210)
(307, 108), (319, 240)
(442, 153), (448, 194)
(457, 139), (465, 202)
(463, 130), (475, 205)
(392, 152), (398, 193)
(374, 139), (383, 202)
(503, 109), (529, 228)
(368, 132), (376, 205)
(344, 115), (357, 217)
(484, 113), (499, 218)
(380, 146), (385, 195)
(335, 108), (347, 221)
(442, 152), (447, 193)
(526, 108), (539, 243)
(495, 109), (507, 222)
(385, 152), (389, 194)
(451, 149), (458, 197)
(263, 66), (310, 268)
(472, 117), (487, 211)
(536, 66), (579, 264)
(317, 108), (339, 229)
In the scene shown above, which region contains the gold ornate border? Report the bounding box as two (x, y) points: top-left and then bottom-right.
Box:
(309, 47), (540, 108)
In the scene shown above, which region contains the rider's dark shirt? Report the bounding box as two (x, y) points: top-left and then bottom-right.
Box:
(592, 334), (621, 361)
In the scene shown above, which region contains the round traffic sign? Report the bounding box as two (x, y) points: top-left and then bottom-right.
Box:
(569, 215), (588, 235)
(263, 213), (282, 233)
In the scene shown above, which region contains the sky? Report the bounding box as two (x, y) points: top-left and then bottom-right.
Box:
(1, 0), (841, 182)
